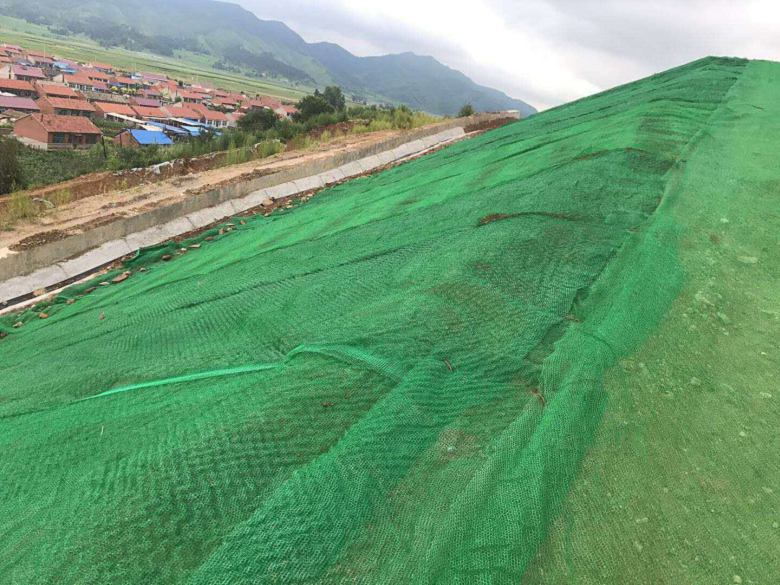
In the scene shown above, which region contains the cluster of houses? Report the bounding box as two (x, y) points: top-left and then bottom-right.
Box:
(0, 42), (298, 151)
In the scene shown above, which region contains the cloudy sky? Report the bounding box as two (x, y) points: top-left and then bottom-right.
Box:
(237, 0), (780, 110)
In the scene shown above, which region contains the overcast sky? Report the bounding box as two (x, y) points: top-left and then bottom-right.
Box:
(237, 1), (780, 110)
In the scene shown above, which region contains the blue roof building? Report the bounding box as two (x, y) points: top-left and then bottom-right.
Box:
(116, 129), (174, 148)
(53, 62), (77, 74)
(182, 125), (203, 137)
(130, 129), (173, 145)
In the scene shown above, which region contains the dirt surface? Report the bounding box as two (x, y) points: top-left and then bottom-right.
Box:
(0, 127), (407, 258)
(10, 229), (71, 251)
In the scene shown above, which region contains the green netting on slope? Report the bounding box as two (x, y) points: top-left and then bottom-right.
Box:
(0, 57), (767, 584)
(525, 59), (780, 584)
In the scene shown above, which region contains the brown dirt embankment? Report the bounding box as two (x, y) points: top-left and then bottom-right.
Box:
(0, 114), (517, 258)
(0, 126), (408, 255)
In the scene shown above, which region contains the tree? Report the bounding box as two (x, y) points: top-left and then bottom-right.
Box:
(294, 93), (334, 122)
(458, 104), (475, 117)
(0, 139), (24, 195)
(322, 86), (346, 112)
(238, 107), (278, 132)
(391, 105), (413, 130)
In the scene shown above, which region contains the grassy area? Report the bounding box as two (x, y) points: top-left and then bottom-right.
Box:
(347, 104), (440, 132)
(15, 144), (107, 188)
(0, 15), (310, 102)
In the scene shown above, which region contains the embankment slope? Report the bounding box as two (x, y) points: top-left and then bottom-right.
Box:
(0, 57), (777, 584)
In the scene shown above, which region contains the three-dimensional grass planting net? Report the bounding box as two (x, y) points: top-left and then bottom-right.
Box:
(1, 57), (778, 584)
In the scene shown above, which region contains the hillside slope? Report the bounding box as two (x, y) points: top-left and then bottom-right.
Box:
(0, 57), (778, 584)
(0, 0), (537, 116)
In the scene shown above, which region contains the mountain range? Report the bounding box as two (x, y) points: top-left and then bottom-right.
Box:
(0, 0), (537, 116)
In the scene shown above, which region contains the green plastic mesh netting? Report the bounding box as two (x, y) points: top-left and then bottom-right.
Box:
(1, 57), (778, 584)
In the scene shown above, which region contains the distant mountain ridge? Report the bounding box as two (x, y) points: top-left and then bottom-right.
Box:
(0, 0), (537, 116)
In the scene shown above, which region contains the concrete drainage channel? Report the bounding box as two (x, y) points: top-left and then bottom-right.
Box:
(0, 123), (480, 306)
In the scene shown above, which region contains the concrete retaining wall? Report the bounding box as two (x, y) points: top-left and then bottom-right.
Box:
(0, 117), (492, 303)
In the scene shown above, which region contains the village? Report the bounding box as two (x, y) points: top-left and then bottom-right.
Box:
(0, 42), (298, 150)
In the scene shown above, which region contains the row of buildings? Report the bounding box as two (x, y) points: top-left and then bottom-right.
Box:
(0, 43), (298, 150)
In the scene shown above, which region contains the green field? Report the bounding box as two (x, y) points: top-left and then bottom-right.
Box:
(0, 15), (310, 101)
(0, 57), (778, 584)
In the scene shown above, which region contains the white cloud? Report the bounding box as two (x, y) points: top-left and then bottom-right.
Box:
(238, 0), (780, 109)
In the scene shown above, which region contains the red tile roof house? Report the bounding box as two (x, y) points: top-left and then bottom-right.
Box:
(130, 97), (162, 108)
(276, 104), (299, 119)
(37, 96), (96, 118)
(178, 90), (206, 104)
(211, 96), (240, 110)
(10, 64), (47, 82)
(131, 105), (168, 119)
(157, 79), (180, 99)
(188, 103), (229, 128)
(139, 88), (163, 100)
(138, 71), (167, 83)
(0, 96), (40, 115)
(90, 62), (115, 74)
(112, 76), (140, 88)
(14, 114), (101, 150)
(1, 44), (22, 55)
(35, 82), (82, 100)
(163, 104), (203, 121)
(25, 57), (55, 78)
(199, 108), (228, 128)
(93, 101), (138, 119)
(61, 73), (95, 92)
(83, 70), (112, 84)
(26, 54), (55, 71)
(242, 96), (283, 112)
(0, 78), (36, 97)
